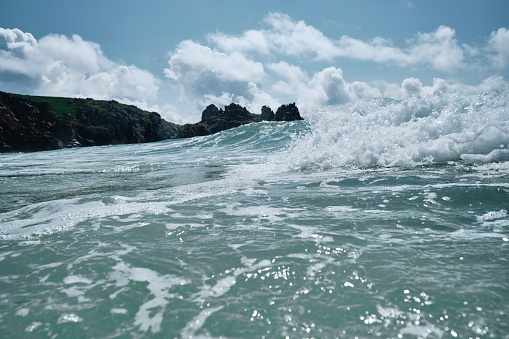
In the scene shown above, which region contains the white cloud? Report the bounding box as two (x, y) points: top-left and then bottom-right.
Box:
(2, 15), (508, 125)
(164, 12), (509, 119)
(401, 0), (414, 8)
(208, 29), (270, 55)
(487, 27), (509, 68)
(203, 13), (469, 72)
(39, 34), (112, 74)
(164, 39), (265, 106)
(402, 77), (423, 97)
(165, 40), (265, 83)
(269, 65), (381, 113)
(0, 28), (38, 59)
(263, 12), (339, 60)
(0, 28), (159, 106)
(267, 61), (308, 84)
(379, 76), (509, 101)
(308, 67), (352, 105)
(407, 26), (465, 71)
(0, 28), (42, 77)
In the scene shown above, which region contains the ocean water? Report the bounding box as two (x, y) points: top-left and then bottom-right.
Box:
(1, 90), (508, 338)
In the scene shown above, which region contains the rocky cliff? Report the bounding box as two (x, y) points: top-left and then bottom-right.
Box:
(0, 91), (303, 152)
(0, 92), (182, 152)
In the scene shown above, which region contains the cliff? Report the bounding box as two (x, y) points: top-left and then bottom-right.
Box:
(0, 92), (182, 152)
(0, 91), (303, 152)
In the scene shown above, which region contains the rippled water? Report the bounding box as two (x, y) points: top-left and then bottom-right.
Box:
(1, 92), (508, 338)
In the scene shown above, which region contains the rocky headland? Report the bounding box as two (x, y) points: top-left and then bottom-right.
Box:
(0, 91), (303, 152)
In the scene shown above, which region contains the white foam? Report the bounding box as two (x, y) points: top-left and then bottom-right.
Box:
(108, 258), (190, 334)
(477, 209), (508, 222)
(0, 196), (172, 240)
(180, 306), (224, 339)
(192, 259), (272, 303)
(283, 90), (509, 169)
(221, 204), (286, 222)
(15, 308), (30, 317)
(57, 313), (82, 323)
(63, 275), (93, 285)
(25, 321), (42, 333)
(326, 205), (359, 213)
(399, 324), (444, 338)
(110, 308), (128, 315)
(289, 224), (334, 243)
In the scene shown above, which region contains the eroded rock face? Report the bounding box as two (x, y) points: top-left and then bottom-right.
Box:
(0, 91), (304, 152)
(201, 104), (220, 124)
(261, 105), (275, 121)
(274, 103), (303, 122)
(0, 92), (182, 152)
(0, 92), (74, 152)
(181, 102), (304, 138)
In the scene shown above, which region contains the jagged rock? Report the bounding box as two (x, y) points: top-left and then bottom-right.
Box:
(182, 102), (303, 138)
(201, 104), (220, 123)
(0, 92), (74, 152)
(274, 103), (303, 122)
(0, 91), (182, 152)
(261, 105), (274, 121)
(0, 91), (303, 152)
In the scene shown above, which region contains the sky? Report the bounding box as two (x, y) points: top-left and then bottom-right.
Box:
(1, 0), (508, 123)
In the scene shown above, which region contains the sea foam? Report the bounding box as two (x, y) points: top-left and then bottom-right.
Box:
(284, 88), (509, 169)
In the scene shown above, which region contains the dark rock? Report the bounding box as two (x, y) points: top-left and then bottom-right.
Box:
(0, 90), (303, 152)
(274, 103), (303, 122)
(0, 92), (74, 152)
(181, 102), (303, 138)
(261, 105), (274, 121)
(0, 91), (182, 152)
(201, 104), (220, 124)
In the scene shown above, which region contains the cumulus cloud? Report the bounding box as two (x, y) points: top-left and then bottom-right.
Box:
(164, 12), (501, 118)
(407, 26), (466, 71)
(267, 64), (381, 113)
(378, 75), (508, 100)
(401, 77), (423, 97)
(487, 27), (509, 68)
(204, 13), (469, 71)
(2, 15), (507, 124)
(0, 28), (159, 107)
(164, 39), (265, 108)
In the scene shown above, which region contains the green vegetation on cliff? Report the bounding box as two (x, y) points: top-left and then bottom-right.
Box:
(0, 91), (303, 152)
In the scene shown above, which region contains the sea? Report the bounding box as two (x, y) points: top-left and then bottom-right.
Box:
(1, 90), (508, 338)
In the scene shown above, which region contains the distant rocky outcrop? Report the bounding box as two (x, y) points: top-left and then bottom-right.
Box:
(181, 102), (303, 138)
(0, 91), (303, 152)
(274, 103), (303, 122)
(261, 105), (275, 121)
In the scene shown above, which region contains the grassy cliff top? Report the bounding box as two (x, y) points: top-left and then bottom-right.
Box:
(12, 93), (131, 117)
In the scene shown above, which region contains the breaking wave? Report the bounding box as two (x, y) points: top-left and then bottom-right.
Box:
(284, 87), (509, 169)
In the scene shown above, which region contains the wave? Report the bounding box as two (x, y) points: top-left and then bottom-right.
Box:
(189, 120), (308, 153)
(283, 88), (509, 169)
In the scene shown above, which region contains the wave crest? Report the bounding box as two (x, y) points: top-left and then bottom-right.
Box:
(284, 89), (509, 169)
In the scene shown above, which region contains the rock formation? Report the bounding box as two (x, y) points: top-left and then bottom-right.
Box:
(274, 103), (303, 122)
(181, 102), (303, 138)
(0, 91), (304, 152)
(0, 92), (181, 152)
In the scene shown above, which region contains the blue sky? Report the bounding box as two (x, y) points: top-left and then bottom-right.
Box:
(1, 0), (508, 122)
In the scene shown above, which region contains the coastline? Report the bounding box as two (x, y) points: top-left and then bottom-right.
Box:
(0, 91), (302, 153)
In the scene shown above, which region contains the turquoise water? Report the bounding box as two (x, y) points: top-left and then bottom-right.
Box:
(1, 92), (508, 338)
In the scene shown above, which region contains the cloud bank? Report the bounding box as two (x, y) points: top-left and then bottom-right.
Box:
(0, 28), (159, 109)
(1, 12), (508, 122)
(165, 12), (509, 118)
